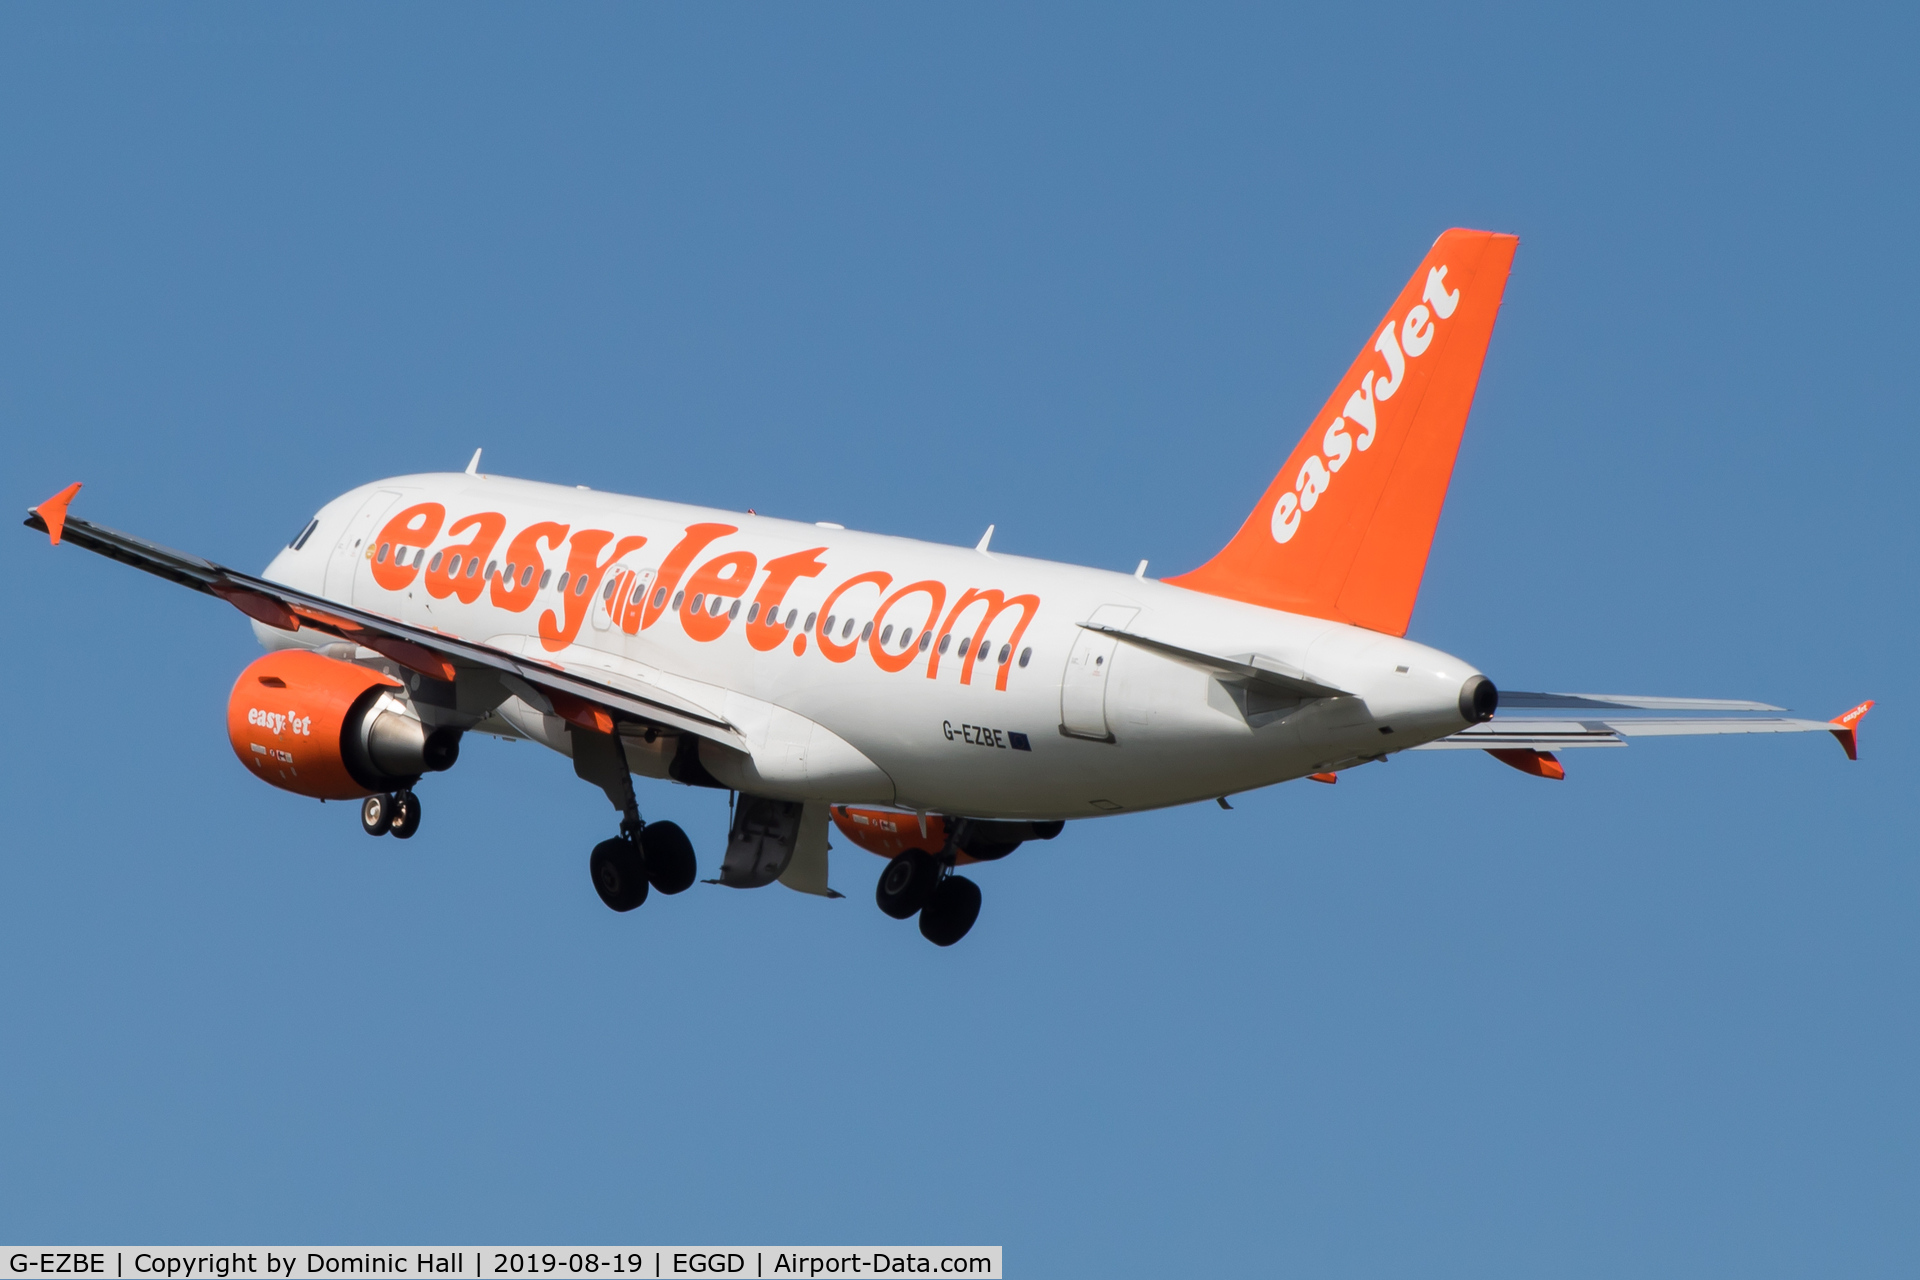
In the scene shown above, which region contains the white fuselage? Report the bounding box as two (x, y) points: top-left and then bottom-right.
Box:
(262, 473), (1485, 820)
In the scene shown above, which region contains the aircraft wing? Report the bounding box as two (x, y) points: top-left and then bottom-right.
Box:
(24, 486), (746, 750)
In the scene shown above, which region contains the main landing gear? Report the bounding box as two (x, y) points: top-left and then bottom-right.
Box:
(360, 790), (422, 839)
(876, 851), (982, 946)
(589, 804), (698, 913)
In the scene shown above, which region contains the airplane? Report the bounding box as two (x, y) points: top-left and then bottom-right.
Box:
(23, 228), (1872, 947)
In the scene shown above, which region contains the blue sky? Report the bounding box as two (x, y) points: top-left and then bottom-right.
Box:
(2, 4), (1915, 1274)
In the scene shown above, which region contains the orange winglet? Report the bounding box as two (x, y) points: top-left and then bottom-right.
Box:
(1487, 748), (1565, 780)
(1308, 772), (1338, 784)
(30, 482), (82, 546)
(1827, 700), (1874, 761)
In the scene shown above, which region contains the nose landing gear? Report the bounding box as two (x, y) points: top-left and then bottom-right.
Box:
(360, 789), (421, 838)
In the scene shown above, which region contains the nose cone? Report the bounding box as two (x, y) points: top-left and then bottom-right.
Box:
(1459, 675), (1498, 724)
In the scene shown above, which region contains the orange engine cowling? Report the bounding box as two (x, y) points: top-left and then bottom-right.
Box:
(831, 805), (1065, 865)
(227, 649), (462, 800)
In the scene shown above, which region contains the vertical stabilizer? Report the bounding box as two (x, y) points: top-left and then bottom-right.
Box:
(1167, 229), (1517, 636)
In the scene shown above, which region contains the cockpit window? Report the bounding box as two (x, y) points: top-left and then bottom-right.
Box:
(289, 518), (320, 550)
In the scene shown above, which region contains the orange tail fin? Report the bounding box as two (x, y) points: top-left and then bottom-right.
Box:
(1167, 229), (1518, 636)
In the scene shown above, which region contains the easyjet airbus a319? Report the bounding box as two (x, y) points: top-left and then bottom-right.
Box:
(26, 230), (1871, 945)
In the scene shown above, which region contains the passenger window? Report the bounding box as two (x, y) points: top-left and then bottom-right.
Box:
(653, 587), (667, 609)
(539, 570), (552, 590)
(429, 552), (444, 573)
(746, 602), (760, 623)
(918, 632), (932, 652)
(728, 600), (740, 620)
(376, 543), (390, 564)
(574, 575), (589, 596)
(672, 591), (684, 610)
(998, 644), (1010, 664)
(881, 625), (894, 646)
(602, 579), (618, 602)
(824, 615), (836, 635)
(521, 565), (535, 587)
(938, 634), (951, 654)
(803, 611), (815, 631)
(1019, 647), (1032, 667)
(557, 573), (571, 594)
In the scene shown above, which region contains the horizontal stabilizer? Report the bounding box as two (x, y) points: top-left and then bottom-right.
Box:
(1417, 721), (1626, 750)
(1497, 691), (1784, 712)
(1418, 713), (1863, 753)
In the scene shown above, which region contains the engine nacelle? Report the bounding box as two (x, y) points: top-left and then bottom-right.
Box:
(227, 650), (461, 800)
(830, 805), (1065, 865)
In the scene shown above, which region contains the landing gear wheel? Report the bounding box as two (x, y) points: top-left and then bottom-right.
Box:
(590, 837), (650, 912)
(918, 874), (982, 947)
(876, 850), (942, 920)
(360, 793), (394, 837)
(389, 790), (421, 839)
(640, 821), (697, 895)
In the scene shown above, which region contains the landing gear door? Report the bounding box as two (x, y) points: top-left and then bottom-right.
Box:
(1060, 604), (1138, 741)
(718, 794), (803, 888)
(328, 490), (401, 601)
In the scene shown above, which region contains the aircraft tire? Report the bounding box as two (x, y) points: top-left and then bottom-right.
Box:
(876, 851), (941, 920)
(389, 790), (422, 840)
(360, 793), (394, 837)
(641, 821), (697, 895)
(590, 837), (649, 912)
(918, 875), (982, 947)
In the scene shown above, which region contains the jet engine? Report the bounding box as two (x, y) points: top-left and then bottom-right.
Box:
(227, 649), (461, 800)
(830, 805), (1064, 864)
